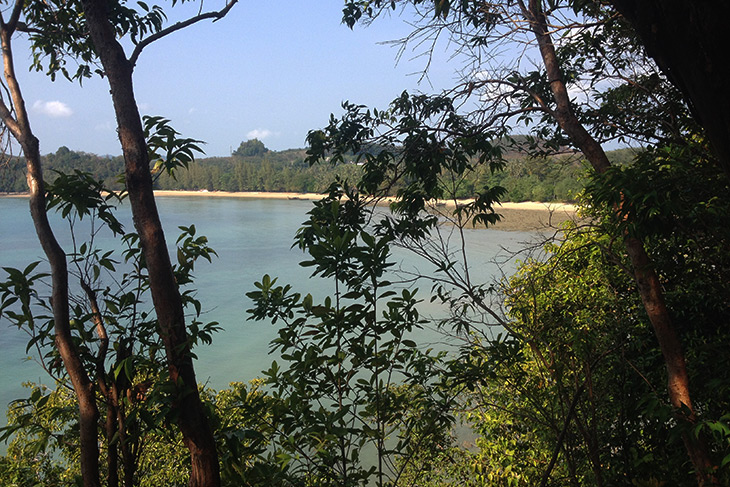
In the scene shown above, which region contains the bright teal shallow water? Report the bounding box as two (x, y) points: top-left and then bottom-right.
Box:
(0, 195), (536, 429)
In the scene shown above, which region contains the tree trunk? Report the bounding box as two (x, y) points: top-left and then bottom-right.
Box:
(607, 0), (730, 181)
(0, 14), (102, 487)
(83, 279), (120, 487)
(524, 1), (718, 485)
(79, 1), (221, 485)
(105, 400), (120, 487)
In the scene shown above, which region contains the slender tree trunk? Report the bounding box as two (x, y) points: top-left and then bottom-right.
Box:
(83, 280), (120, 487)
(79, 1), (220, 485)
(105, 400), (120, 487)
(25, 135), (103, 487)
(86, 274), (138, 487)
(0, 11), (102, 487)
(117, 394), (136, 487)
(523, 1), (718, 485)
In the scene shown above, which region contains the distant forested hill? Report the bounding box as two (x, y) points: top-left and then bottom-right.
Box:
(154, 146), (363, 194)
(0, 140), (640, 202)
(0, 147), (126, 193)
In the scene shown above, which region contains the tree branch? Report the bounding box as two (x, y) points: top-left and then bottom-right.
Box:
(0, 99), (20, 138)
(4, 0), (24, 33)
(14, 22), (47, 36)
(129, 0), (238, 68)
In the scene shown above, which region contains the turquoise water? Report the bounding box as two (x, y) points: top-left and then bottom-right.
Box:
(0, 195), (536, 430)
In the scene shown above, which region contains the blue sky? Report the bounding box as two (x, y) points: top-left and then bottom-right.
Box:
(16, 1), (458, 157)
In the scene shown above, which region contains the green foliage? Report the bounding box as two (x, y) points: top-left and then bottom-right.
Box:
(306, 94), (510, 235)
(497, 226), (651, 485)
(0, 168), (222, 485)
(416, 196), (726, 486)
(0, 149), (125, 193)
(1, 144), (593, 201)
(586, 139), (730, 242)
(0, 384), (79, 487)
(22, 0), (98, 81)
(4, 1), (730, 486)
(46, 170), (125, 235)
(246, 186), (460, 486)
(319, 2), (730, 481)
(233, 139), (269, 158)
(22, 0), (175, 82)
(478, 152), (588, 202)
(156, 149), (365, 193)
(1, 382), (275, 487)
(210, 380), (285, 486)
(454, 148), (730, 485)
(0, 157), (28, 193)
(145, 115), (205, 181)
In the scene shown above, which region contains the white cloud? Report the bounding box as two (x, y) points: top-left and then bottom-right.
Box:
(32, 100), (73, 118)
(246, 128), (274, 140)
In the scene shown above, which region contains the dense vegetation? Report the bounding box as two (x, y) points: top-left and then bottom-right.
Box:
(1, 0), (729, 486)
(1, 140), (638, 202)
(3, 144), (728, 487)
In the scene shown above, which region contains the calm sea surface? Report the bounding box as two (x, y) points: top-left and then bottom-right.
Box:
(0, 195), (536, 430)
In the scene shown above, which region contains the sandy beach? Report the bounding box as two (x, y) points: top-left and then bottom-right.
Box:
(152, 190), (328, 201)
(3, 190), (578, 231)
(151, 190), (578, 231)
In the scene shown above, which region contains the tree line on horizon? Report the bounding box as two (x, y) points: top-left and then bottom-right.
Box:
(0, 139), (639, 202)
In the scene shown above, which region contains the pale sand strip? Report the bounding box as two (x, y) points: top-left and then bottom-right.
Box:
(151, 190), (578, 231)
(153, 190), (328, 200)
(152, 190), (576, 211)
(3, 191), (578, 231)
(6, 189), (577, 211)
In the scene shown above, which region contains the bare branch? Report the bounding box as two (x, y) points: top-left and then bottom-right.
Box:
(129, 0), (238, 68)
(14, 22), (46, 36)
(4, 0), (25, 32)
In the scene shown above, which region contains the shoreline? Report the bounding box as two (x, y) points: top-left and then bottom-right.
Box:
(153, 190), (576, 211)
(3, 190), (578, 231)
(152, 191), (578, 231)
